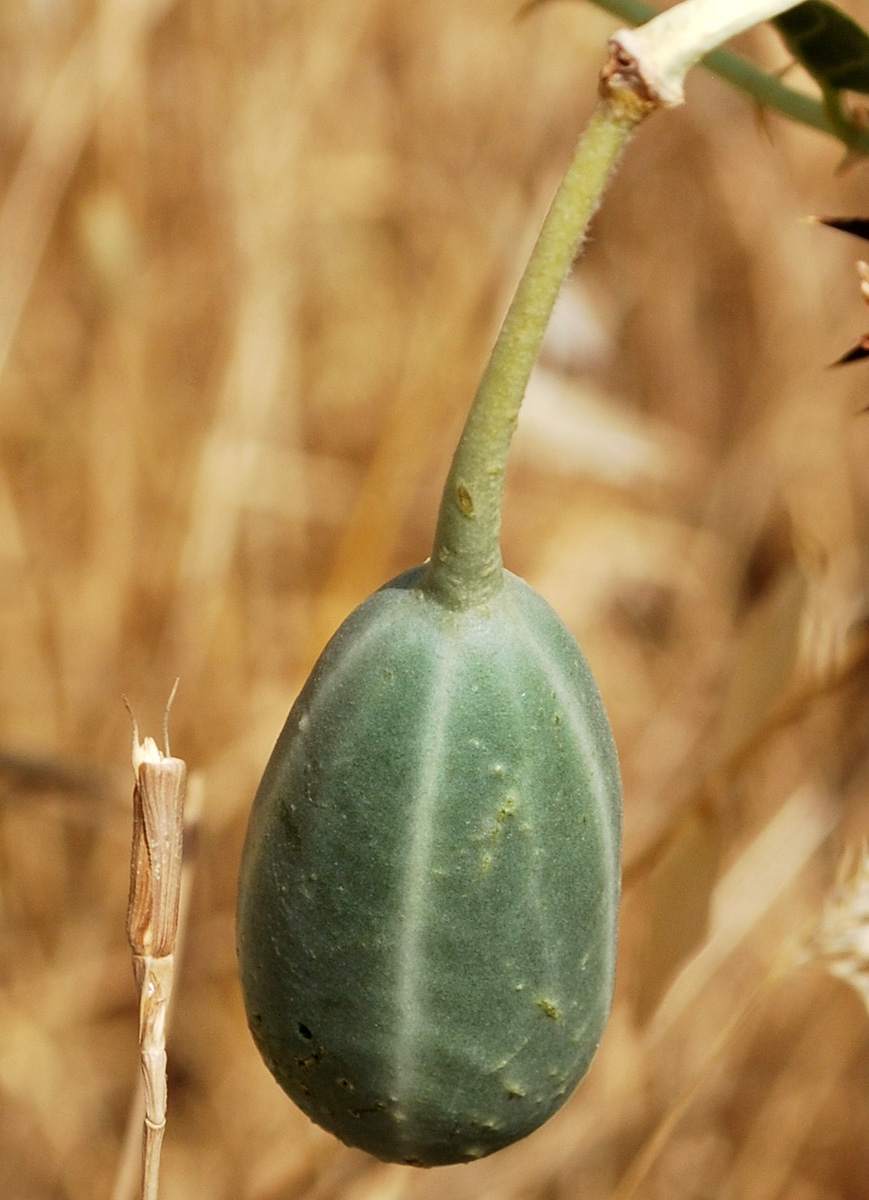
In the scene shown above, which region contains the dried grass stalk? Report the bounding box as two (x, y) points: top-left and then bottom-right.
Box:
(124, 684), (187, 1200)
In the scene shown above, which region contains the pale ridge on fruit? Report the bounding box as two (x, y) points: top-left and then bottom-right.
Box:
(519, 610), (620, 986)
(392, 640), (456, 1128)
(501, 670), (559, 990)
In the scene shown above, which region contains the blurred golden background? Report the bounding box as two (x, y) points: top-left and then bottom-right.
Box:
(3, 1), (869, 1197)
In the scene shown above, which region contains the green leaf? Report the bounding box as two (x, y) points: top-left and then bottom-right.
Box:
(773, 2), (869, 95)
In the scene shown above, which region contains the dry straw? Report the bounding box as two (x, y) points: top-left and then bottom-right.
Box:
(123, 683), (186, 1200)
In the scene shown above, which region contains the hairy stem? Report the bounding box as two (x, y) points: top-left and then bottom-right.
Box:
(425, 0), (844, 612)
(423, 92), (649, 610)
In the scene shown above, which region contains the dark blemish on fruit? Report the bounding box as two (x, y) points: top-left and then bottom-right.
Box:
(456, 485), (474, 516)
(536, 998), (559, 1020)
(496, 797), (516, 826)
(293, 1042), (324, 1070)
(350, 1103), (389, 1119)
(281, 808), (302, 851)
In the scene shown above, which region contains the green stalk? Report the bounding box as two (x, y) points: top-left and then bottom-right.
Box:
(424, 0), (834, 612)
(565, 0), (869, 155)
(423, 94), (648, 611)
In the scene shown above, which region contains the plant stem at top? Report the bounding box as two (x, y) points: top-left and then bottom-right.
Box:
(423, 0), (809, 612)
(423, 89), (651, 611)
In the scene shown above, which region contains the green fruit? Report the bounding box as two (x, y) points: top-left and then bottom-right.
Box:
(237, 74), (626, 1165)
(236, 565), (620, 1165)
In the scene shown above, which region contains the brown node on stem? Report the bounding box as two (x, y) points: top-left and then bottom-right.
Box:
(599, 40), (663, 113)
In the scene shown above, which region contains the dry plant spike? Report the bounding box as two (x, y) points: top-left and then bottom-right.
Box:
(162, 677), (179, 759)
(812, 215), (869, 240)
(810, 218), (869, 366)
(833, 335), (869, 366)
(111, 770), (204, 1200)
(857, 259), (869, 305)
(833, 258), (869, 366)
(807, 842), (869, 1012)
(124, 686), (187, 1200)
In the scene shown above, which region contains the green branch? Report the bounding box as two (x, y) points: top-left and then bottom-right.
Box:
(529, 0), (869, 155)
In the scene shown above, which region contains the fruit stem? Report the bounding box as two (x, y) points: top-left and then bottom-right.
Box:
(423, 91), (650, 611)
(424, 0), (803, 611)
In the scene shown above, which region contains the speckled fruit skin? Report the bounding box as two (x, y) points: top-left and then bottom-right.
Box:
(236, 565), (621, 1167)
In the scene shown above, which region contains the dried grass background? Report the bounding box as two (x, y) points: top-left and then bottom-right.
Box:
(3, 1), (869, 1197)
